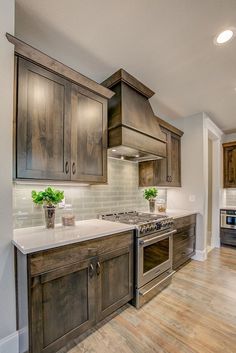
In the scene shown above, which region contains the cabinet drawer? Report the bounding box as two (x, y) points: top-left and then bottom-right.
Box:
(173, 237), (195, 263)
(174, 214), (196, 230)
(220, 229), (236, 246)
(29, 231), (134, 276)
(174, 225), (195, 246)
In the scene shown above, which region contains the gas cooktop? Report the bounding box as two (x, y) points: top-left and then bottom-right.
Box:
(99, 211), (173, 236)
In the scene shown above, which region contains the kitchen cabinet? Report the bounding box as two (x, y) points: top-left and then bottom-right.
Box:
(16, 57), (71, 181)
(71, 84), (107, 183)
(15, 231), (134, 353)
(10, 33), (113, 184)
(173, 214), (196, 270)
(139, 125), (183, 187)
(220, 228), (236, 246)
(223, 141), (236, 188)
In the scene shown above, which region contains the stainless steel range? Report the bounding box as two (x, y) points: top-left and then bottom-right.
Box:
(99, 211), (176, 308)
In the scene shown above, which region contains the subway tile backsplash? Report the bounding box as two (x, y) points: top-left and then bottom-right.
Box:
(13, 158), (167, 229)
(225, 189), (236, 206)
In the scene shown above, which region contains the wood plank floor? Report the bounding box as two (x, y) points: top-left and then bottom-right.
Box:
(68, 247), (236, 353)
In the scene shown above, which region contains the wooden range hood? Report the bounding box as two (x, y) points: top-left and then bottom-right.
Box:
(102, 69), (166, 162)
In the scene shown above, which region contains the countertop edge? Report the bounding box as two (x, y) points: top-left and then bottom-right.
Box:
(12, 221), (136, 255)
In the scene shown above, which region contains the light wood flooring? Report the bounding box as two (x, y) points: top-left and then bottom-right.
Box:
(68, 246), (236, 353)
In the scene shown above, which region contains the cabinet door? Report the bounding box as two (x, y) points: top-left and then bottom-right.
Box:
(71, 84), (107, 183)
(30, 259), (96, 353)
(16, 57), (71, 180)
(96, 246), (133, 322)
(173, 225), (196, 270)
(223, 144), (236, 188)
(169, 133), (181, 186)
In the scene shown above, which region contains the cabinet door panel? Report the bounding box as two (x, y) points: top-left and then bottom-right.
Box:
(97, 246), (133, 322)
(173, 225), (196, 270)
(31, 259), (96, 353)
(17, 57), (71, 180)
(71, 84), (107, 183)
(224, 145), (236, 188)
(170, 133), (181, 186)
(138, 128), (182, 187)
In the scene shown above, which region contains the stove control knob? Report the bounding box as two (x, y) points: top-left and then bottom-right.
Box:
(142, 226), (146, 233)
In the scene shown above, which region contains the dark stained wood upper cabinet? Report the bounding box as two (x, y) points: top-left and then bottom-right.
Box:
(223, 141), (236, 188)
(15, 56), (110, 183)
(139, 126), (182, 187)
(16, 57), (71, 180)
(71, 84), (107, 183)
(10, 35), (114, 183)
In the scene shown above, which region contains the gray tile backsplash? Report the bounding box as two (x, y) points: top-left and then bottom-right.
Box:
(225, 189), (236, 206)
(13, 158), (167, 228)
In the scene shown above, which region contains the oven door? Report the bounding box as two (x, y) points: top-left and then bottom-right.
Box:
(137, 229), (175, 288)
(221, 212), (236, 229)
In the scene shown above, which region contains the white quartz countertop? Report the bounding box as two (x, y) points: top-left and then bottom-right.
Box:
(155, 209), (198, 219)
(13, 219), (135, 255)
(220, 206), (236, 210)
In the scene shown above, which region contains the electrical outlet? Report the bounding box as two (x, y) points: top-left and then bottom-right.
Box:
(189, 195), (196, 202)
(59, 198), (65, 208)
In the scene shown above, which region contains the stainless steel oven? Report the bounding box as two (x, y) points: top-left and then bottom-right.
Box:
(221, 210), (236, 229)
(137, 229), (175, 288)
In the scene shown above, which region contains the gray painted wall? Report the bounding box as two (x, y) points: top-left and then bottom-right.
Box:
(0, 0), (16, 340)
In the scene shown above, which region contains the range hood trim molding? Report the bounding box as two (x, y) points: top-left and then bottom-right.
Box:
(102, 68), (155, 99)
(108, 123), (166, 144)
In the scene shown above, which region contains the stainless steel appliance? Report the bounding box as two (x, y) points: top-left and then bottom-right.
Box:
(220, 209), (236, 247)
(221, 209), (236, 229)
(99, 211), (175, 308)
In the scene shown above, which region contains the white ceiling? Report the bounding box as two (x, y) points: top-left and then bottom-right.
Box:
(15, 0), (236, 132)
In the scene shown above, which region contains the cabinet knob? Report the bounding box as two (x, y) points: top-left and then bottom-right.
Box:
(65, 161), (69, 174)
(72, 162), (76, 175)
(96, 262), (101, 276)
(89, 264), (94, 278)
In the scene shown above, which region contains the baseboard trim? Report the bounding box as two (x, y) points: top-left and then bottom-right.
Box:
(0, 331), (19, 353)
(192, 249), (207, 261)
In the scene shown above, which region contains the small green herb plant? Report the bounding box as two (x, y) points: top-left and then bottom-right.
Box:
(143, 187), (158, 201)
(32, 187), (64, 208)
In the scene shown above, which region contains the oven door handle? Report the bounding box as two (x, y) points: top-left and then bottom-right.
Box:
(139, 229), (176, 246)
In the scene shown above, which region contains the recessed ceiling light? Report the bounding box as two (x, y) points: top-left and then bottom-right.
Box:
(215, 29), (234, 45)
(135, 154), (140, 158)
(112, 149), (117, 152)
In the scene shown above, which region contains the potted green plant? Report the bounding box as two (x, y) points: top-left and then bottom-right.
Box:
(32, 187), (64, 229)
(143, 187), (158, 213)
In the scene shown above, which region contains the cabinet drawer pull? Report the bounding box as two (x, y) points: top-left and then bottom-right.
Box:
(72, 162), (76, 175)
(96, 262), (101, 276)
(65, 161), (69, 174)
(89, 264), (94, 278)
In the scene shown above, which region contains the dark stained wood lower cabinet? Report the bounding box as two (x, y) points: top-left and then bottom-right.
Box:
(30, 259), (96, 353)
(15, 231), (134, 353)
(173, 215), (196, 270)
(97, 246), (133, 321)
